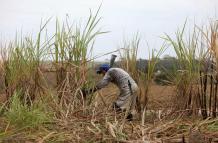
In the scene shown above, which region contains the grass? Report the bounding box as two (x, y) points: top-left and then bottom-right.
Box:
(5, 91), (50, 128)
(119, 34), (165, 117)
(1, 20), (50, 104)
(162, 22), (215, 119)
(52, 8), (107, 109)
(0, 9), (217, 142)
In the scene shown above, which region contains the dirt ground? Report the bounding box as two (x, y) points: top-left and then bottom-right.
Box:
(1, 72), (218, 142)
(0, 77), (175, 110)
(0, 67), (176, 110)
(93, 83), (175, 111)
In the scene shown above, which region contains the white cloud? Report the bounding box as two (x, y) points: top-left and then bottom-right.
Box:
(0, 0), (217, 59)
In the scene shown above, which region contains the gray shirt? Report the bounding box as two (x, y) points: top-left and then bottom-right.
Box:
(96, 68), (138, 96)
(96, 68), (139, 110)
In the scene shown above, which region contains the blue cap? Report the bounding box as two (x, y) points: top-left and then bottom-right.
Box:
(96, 64), (110, 74)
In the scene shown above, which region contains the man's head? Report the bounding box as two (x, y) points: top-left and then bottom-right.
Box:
(96, 64), (110, 75)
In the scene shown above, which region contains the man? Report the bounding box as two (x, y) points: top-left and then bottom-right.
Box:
(82, 64), (139, 121)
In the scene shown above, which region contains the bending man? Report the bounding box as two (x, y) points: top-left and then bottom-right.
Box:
(83, 64), (139, 121)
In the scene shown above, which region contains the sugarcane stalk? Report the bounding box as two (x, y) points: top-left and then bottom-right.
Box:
(209, 60), (213, 116)
(213, 75), (218, 117)
(203, 73), (208, 119)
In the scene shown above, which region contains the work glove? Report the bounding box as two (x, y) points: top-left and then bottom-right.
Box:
(81, 86), (98, 99)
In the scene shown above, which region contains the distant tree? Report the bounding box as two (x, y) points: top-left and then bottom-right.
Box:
(163, 54), (176, 60)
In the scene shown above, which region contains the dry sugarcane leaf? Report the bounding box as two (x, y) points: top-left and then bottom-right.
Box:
(107, 122), (116, 138)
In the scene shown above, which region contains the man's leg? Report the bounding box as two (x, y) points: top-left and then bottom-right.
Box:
(114, 91), (139, 121)
(128, 90), (139, 121)
(113, 101), (133, 121)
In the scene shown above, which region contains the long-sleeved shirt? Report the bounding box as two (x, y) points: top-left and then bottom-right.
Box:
(96, 68), (139, 109)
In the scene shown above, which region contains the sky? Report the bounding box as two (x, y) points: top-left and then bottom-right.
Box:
(0, 0), (218, 60)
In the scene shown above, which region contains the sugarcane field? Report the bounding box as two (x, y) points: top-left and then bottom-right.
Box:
(0, 1), (218, 143)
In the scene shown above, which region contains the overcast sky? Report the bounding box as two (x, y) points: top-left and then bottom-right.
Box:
(0, 0), (217, 60)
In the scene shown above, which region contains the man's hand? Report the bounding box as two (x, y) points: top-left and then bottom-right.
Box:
(81, 86), (98, 99)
